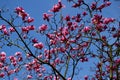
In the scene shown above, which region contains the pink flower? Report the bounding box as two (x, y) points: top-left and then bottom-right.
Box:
(32, 38), (38, 43)
(43, 13), (52, 21)
(34, 42), (44, 49)
(15, 52), (21, 56)
(0, 25), (6, 30)
(27, 75), (32, 79)
(21, 27), (29, 33)
(26, 17), (34, 23)
(0, 72), (5, 78)
(82, 26), (91, 33)
(97, 3), (106, 11)
(28, 25), (35, 30)
(55, 58), (60, 64)
(115, 58), (120, 64)
(72, 3), (80, 8)
(50, 0), (65, 12)
(8, 70), (15, 75)
(91, 2), (97, 10)
(38, 73), (42, 77)
(67, 77), (71, 80)
(14, 78), (18, 80)
(39, 24), (48, 31)
(64, 15), (70, 21)
(0, 52), (6, 57)
(15, 7), (28, 20)
(82, 11), (87, 16)
(2, 28), (9, 35)
(103, 18), (115, 24)
(9, 27), (15, 33)
(106, 1), (111, 6)
(62, 27), (69, 35)
(84, 75), (88, 80)
(0, 52), (6, 62)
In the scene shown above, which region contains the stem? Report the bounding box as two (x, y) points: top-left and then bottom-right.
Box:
(109, 45), (113, 80)
(64, 56), (70, 77)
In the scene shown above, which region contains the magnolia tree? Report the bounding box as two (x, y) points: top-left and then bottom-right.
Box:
(0, 0), (120, 80)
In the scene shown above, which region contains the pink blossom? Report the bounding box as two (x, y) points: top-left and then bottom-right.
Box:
(0, 52), (6, 57)
(46, 33), (55, 39)
(27, 75), (32, 79)
(39, 24), (48, 31)
(34, 42), (44, 49)
(32, 38), (38, 43)
(64, 15), (70, 21)
(3, 28), (9, 35)
(21, 27), (29, 33)
(82, 26), (91, 33)
(62, 27), (69, 35)
(55, 58), (60, 64)
(103, 18), (115, 24)
(15, 7), (24, 14)
(15, 52), (21, 56)
(8, 70), (15, 75)
(50, 0), (65, 12)
(115, 58), (120, 64)
(92, 14), (102, 24)
(91, 2), (97, 10)
(3, 66), (8, 71)
(15, 7), (28, 20)
(26, 17), (34, 23)
(0, 62), (3, 67)
(72, 3), (80, 8)
(97, 3), (106, 11)
(28, 25), (35, 30)
(106, 1), (111, 6)
(0, 25), (6, 30)
(84, 75), (88, 80)
(67, 77), (71, 80)
(0, 72), (5, 78)
(9, 27), (15, 33)
(14, 78), (18, 80)
(43, 13), (52, 21)
(82, 11), (87, 16)
(0, 52), (6, 62)
(50, 39), (57, 45)
(38, 73), (42, 77)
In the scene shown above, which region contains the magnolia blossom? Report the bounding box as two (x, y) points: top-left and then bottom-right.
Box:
(50, 0), (65, 12)
(27, 75), (32, 79)
(26, 17), (34, 23)
(43, 13), (52, 21)
(9, 27), (15, 33)
(39, 24), (48, 31)
(15, 7), (28, 20)
(0, 52), (6, 62)
(84, 75), (88, 80)
(103, 18), (115, 24)
(32, 38), (38, 43)
(0, 72), (5, 78)
(28, 25), (35, 30)
(34, 42), (44, 49)
(15, 52), (21, 56)
(0, 25), (6, 30)
(82, 26), (91, 33)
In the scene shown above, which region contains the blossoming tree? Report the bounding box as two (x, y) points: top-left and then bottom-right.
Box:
(0, 0), (120, 80)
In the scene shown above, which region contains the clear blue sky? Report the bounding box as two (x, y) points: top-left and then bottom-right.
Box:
(0, 0), (120, 80)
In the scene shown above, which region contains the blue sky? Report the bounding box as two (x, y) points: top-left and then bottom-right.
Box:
(0, 0), (120, 80)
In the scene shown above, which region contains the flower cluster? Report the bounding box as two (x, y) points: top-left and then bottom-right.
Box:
(50, 0), (65, 12)
(15, 7), (34, 23)
(33, 42), (44, 49)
